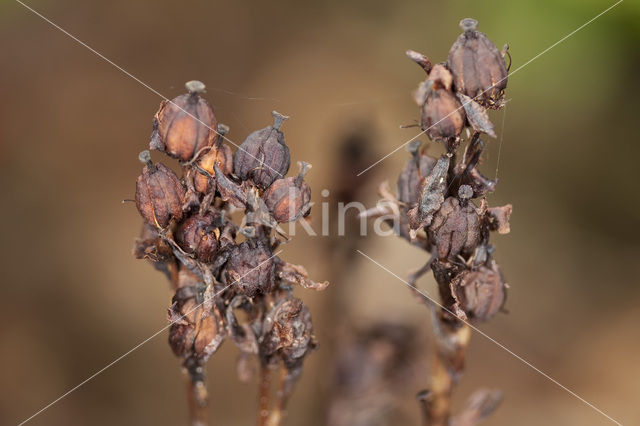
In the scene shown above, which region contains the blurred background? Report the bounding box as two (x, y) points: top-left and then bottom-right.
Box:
(1, 0), (639, 425)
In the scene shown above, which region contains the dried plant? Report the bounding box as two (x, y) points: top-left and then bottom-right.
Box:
(132, 81), (328, 426)
(362, 18), (512, 426)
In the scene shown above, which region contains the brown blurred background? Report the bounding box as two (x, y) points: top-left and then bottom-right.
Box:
(1, 0), (639, 425)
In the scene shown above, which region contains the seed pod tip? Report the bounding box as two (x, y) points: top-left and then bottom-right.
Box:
(460, 18), (478, 33)
(185, 80), (206, 94)
(271, 111), (290, 130)
(138, 150), (152, 165)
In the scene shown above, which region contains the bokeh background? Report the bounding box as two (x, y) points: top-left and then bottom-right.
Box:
(1, 0), (639, 425)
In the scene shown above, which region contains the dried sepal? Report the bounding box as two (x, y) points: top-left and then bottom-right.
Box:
(448, 19), (508, 108)
(408, 154), (450, 231)
(457, 93), (496, 137)
(233, 111), (291, 189)
(214, 162), (248, 208)
(133, 223), (174, 263)
(150, 81), (218, 162)
(277, 261), (329, 291)
(487, 205), (512, 234)
(135, 151), (185, 229)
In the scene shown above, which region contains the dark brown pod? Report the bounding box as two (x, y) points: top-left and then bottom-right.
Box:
(225, 240), (275, 297)
(419, 65), (466, 142)
(175, 212), (221, 263)
(194, 124), (233, 194)
(233, 111), (290, 189)
(428, 195), (482, 260)
(135, 151), (185, 229)
(150, 80), (218, 162)
(397, 141), (437, 205)
(447, 18), (508, 108)
(453, 260), (506, 321)
(262, 162), (312, 222)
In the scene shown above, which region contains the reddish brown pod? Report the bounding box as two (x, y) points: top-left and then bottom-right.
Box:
(448, 18), (508, 108)
(225, 240), (276, 297)
(150, 80), (218, 162)
(194, 123), (234, 194)
(262, 162), (312, 223)
(416, 64), (466, 143)
(135, 150), (185, 229)
(175, 212), (221, 263)
(233, 111), (290, 189)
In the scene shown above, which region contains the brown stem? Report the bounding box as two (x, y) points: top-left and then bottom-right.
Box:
(183, 366), (209, 426)
(258, 363), (272, 426)
(421, 309), (471, 426)
(267, 364), (287, 426)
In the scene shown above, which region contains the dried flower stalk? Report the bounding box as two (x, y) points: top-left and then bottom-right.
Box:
(363, 18), (511, 426)
(132, 82), (328, 425)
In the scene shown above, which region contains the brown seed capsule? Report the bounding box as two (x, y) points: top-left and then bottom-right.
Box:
(453, 260), (506, 321)
(150, 80), (218, 162)
(225, 240), (275, 297)
(447, 18), (508, 108)
(194, 124), (234, 194)
(428, 196), (482, 260)
(135, 150), (185, 229)
(175, 212), (221, 263)
(397, 141), (437, 205)
(418, 65), (466, 142)
(262, 162), (312, 222)
(233, 111), (290, 189)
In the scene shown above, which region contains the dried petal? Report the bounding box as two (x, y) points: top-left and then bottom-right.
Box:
(194, 124), (234, 194)
(487, 204), (512, 234)
(277, 261), (329, 290)
(397, 141), (437, 205)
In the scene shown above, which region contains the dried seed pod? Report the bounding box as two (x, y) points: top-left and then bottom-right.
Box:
(168, 284), (226, 361)
(225, 240), (275, 297)
(150, 80), (218, 162)
(260, 297), (316, 367)
(428, 196), (482, 260)
(135, 150), (185, 229)
(262, 162), (312, 222)
(233, 111), (291, 189)
(175, 212), (222, 263)
(448, 18), (508, 108)
(194, 124), (233, 194)
(453, 261), (506, 321)
(418, 65), (466, 143)
(397, 141), (437, 205)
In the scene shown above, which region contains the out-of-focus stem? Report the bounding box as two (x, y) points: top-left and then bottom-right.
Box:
(267, 365), (288, 426)
(183, 366), (209, 426)
(421, 309), (471, 426)
(258, 363), (272, 426)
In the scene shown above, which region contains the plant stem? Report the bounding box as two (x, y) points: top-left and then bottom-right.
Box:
(258, 363), (272, 426)
(267, 364), (288, 426)
(183, 366), (209, 426)
(421, 308), (471, 426)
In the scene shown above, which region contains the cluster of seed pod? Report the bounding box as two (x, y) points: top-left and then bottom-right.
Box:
(132, 81), (327, 422)
(365, 18), (511, 323)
